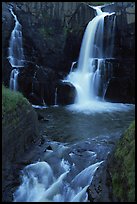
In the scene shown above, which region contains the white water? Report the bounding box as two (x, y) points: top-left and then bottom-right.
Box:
(8, 7), (25, 91)
(9, 69), (19, 91)
(13, 159), (103, 202)
(54, 88), (58, 106)
(8, 7), (25, 68)
(70, 61), (77, 72)
(64, 6), (115, 108)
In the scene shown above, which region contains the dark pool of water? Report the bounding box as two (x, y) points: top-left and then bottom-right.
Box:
(37, 104), (135, 144)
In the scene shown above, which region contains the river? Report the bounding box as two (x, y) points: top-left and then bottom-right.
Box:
(13, 102), (135, 202)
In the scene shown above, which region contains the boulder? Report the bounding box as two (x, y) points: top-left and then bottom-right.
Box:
(87, 161), (113, 202)
(57, 81), (76, 105)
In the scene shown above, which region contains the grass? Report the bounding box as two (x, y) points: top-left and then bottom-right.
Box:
(111, 120), (135, 201)
(2, 85), (30, 125)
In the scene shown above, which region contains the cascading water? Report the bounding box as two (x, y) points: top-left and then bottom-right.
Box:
(10, 69), (19, 91)
(54, 88), (58, 106)
(13, 161), (103, 202)
(13, 140), (104, 202)
(8, 6), (25, 91)
(64, 6), (115, 107)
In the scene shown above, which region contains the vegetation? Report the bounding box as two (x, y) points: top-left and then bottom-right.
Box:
(111, 120), (135, 202)
(2, 85), (30, 125)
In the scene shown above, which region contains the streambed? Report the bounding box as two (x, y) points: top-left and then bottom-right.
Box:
(13, 102), (135, 202)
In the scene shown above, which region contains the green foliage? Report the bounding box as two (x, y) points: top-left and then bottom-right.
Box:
(111, 121), (135, 202)
(2, 85), (29, 125)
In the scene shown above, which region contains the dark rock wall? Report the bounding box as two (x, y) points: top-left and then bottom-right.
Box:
(102, 2), (135, 103)
(2, 103), (39, 201)
(2, 2), (135, 104)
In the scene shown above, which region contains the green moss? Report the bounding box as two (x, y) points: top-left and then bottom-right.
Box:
(111, 121), (135, 202)
(2, 85), (30, 125)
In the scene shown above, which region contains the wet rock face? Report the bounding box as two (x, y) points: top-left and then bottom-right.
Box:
(2, 104), (39, 202)
(113, 3), (135, 59)
(87, 161), (113, 202)
(57, 81), (76, 105)
(105, 59), (135, 103)
(18, 65), (58, 105)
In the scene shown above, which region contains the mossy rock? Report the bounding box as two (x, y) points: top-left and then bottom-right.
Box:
(2, 85), (30, 125)
(111, 121), (135, 202)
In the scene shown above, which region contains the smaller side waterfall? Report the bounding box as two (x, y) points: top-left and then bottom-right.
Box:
(9, 69), (19, 91)
(8, 7), (25, 68)
(54, 88), (58, 106)
(42, 98), (46, 106)
(8, 7), (25, 91)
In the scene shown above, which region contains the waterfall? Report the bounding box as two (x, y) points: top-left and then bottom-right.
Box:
(64, 6), (115, 105)
(42, 98), (46, 106)
(8, 7), (25, 91)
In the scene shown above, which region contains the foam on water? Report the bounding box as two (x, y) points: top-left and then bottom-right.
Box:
(66, 101), (135, 114)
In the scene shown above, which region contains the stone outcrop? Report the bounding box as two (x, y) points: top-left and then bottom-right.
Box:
(87, 160), (113, 202)
(105, 58), (135, 103)
(57, 81), (76, 105)
(2, 103), (39, 202)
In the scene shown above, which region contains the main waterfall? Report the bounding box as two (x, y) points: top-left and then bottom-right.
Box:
(64, 6), (115, 108)
(8, 6), (25, 91)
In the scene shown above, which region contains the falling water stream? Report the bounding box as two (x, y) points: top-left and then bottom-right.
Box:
(63, 6), (115, 107)
(8, 6), (25, 91)
(12, 5), (135, 202)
